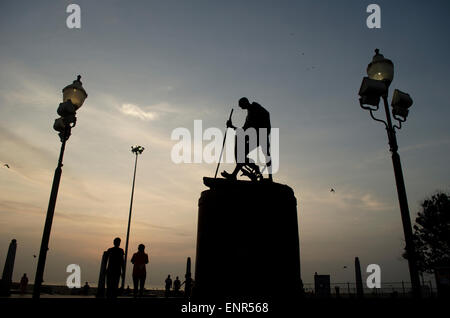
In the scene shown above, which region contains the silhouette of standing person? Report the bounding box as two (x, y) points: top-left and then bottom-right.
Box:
(131, 244), (149, 297)
(83, 282), (90, 296)
(19, 273), (28, 295)
(221, 97), (272, 181)
(106, 237), (125, 299)
(173, 276), (181, 296)
(165, 274), (172, 297)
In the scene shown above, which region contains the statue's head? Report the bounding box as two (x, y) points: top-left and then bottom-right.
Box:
(113, 237), (121, 247)
(238, 97), (250, 109)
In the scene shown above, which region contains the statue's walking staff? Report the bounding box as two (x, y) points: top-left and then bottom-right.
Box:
(214, 108), (233, 178)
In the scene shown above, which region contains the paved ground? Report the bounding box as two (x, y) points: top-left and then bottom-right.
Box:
(0, 295), (446, 316)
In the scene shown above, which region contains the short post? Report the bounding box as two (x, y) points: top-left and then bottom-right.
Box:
(0, 239), (17, 296)
(335, 286), (340, 298)
(355, 257), (364, 298)
(185, 257), (192, 299)
(96, 251), (108, 298)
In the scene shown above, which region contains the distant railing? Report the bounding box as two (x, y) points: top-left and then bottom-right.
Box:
(7, 281), (436, 298)
(302, 281), (435, 298)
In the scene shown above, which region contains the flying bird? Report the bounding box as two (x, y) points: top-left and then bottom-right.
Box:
(330, 188), (335, 193)
(3, 164), (9, 168)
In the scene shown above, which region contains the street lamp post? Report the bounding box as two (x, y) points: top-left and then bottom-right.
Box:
(33, 76), (88, 299)
(121, 145), (145, 290)
(358, 49), (420, 298)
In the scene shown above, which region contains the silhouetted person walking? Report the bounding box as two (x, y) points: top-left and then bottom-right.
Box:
(173, 276), (181, 296)
(106, 237), (125, 299)
(165, 274), (172, 297)
(131, 244), (149, 297)
(221, 97), (272, 181)
(19, 273), (28, 294)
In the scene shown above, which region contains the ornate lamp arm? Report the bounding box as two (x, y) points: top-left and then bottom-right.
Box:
(369, 109), (388, 128)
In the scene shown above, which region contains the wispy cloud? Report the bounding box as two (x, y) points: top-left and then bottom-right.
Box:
(119, 103), (158, 121)
(359, 193), (392, 211)
(0, 62), (59, 109)
(399, 139), (450, 153)
(298, 186), (394, 213)
(0, 125), (55, 185)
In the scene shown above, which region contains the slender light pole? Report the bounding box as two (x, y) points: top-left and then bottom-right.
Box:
(358, 49), (420, 298)
(381, 93), (421, 298)
(33, 76), (88, 299)
(121, 145), (144, 290)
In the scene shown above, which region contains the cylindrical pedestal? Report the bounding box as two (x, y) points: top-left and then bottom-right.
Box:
(194, 178), (302, 298)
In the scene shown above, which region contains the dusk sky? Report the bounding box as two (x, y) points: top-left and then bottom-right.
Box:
(1, 0), (449, 289)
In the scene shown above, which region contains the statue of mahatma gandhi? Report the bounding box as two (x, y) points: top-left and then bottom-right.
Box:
(221, 97), (273, 182)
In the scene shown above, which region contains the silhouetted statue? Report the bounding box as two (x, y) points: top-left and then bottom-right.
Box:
(173, 276), (181, 296)
(165, 274), (172, 297)
(19, 273), (28, 295)
(105, 237), (125, 299)
(221, 97), (272, 182)
(131, 244), (149, 297)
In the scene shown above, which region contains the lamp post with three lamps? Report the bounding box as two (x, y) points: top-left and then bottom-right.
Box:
(33, 76), (88, 299)
(358, 49), (420, 298)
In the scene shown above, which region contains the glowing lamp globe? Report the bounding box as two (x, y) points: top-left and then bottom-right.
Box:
(62, 75), (88, 110)
(367, 49), (394, 86)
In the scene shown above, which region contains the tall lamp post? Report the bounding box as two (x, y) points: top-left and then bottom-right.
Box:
(33, 76), (88, 299)
(358, 49), (421, 298)
(121, 145), (145, 290)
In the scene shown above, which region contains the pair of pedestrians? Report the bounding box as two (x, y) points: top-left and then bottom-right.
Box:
(105, 237), (149, 298)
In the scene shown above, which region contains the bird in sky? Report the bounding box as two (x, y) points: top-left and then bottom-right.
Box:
(3, 164), (10, 168)
(330, 188), (335, 193)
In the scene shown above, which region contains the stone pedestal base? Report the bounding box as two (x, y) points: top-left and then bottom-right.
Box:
(194, 177), (302, 297)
